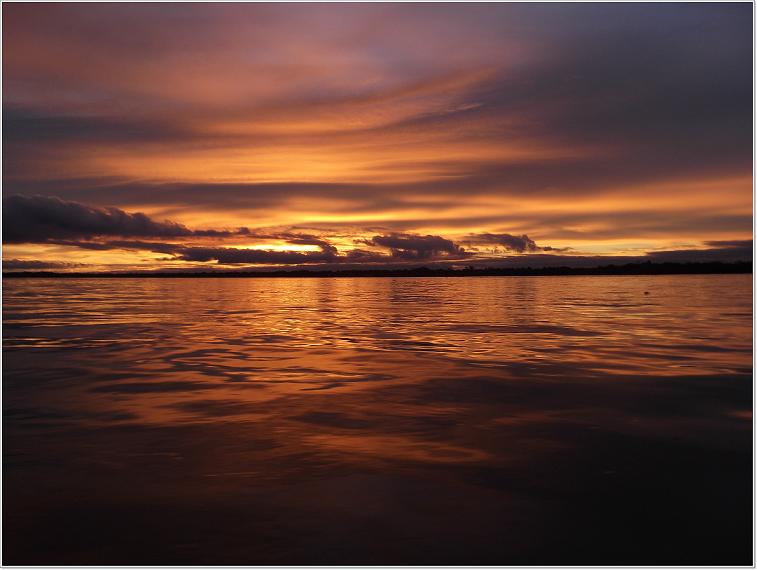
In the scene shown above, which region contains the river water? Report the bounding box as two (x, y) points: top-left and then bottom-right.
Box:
(3, 275), (752, 564)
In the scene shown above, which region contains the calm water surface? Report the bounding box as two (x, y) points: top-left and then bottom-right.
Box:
(3, 275), (753, 564)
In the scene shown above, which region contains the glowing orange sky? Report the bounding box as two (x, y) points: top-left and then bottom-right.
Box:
(2, 3), (752, 271)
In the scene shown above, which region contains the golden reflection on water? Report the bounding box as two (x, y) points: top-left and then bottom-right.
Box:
(3, 275), (752, 460)
(3, 275), (753, 564)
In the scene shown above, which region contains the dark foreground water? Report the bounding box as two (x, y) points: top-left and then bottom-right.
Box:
(3, 275), (753, 564)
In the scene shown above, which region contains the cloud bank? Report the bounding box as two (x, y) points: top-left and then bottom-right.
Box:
(3, 195), (750, 271)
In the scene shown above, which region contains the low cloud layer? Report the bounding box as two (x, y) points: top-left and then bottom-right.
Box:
(3, 195), (244, 243)
(3, 195), (475, 266)
(3, 195), (751, 271)
(365, 234), (469, 260)
(2, 195), (333, 253)
(465, 233), (540, 253)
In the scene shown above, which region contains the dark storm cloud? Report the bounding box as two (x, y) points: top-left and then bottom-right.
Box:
(2, 195), (249, 243)
(466, 233), (539, 253)
(463, 233), (571, 254)
(3, 195), (191, 242)
(366, 233), (469, 260)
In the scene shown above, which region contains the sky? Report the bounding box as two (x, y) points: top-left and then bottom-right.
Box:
(2, 2), (753, 272)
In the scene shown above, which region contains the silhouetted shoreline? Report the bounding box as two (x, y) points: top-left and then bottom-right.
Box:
(2, 260), (751, 278)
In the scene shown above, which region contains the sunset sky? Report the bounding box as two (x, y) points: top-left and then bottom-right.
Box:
(3, 2), (752, 271)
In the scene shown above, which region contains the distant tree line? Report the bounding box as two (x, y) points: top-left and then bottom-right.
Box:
(3, 260), (752, 279)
